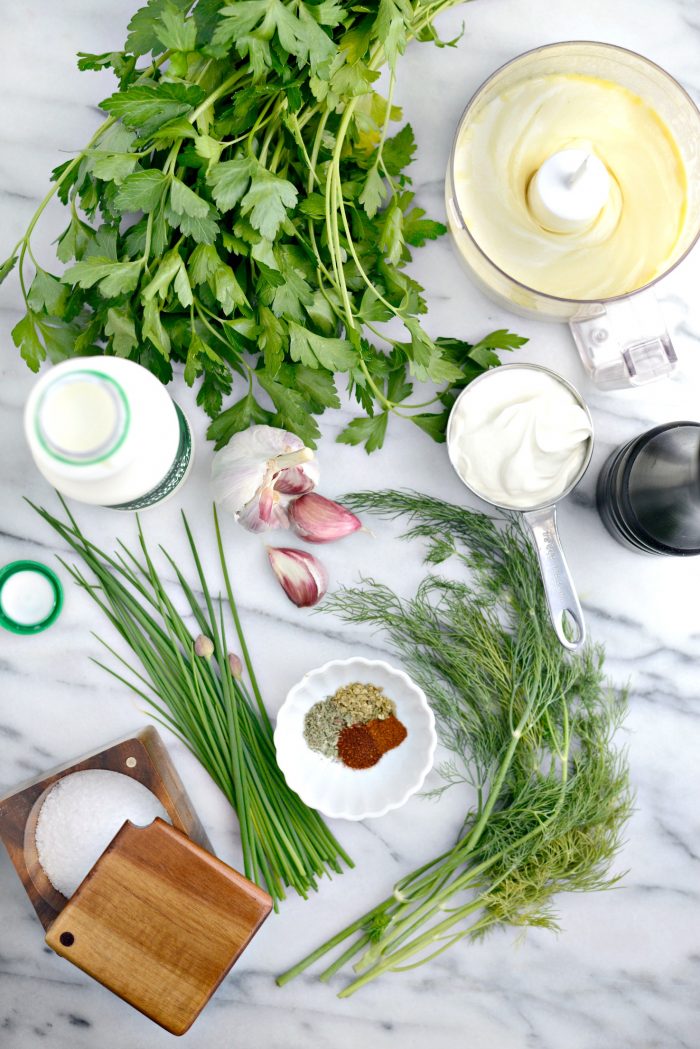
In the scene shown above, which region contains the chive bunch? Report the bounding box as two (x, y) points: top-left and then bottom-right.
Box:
(32, 497), (351, 906)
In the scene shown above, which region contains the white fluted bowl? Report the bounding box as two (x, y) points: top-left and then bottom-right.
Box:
(274, 658), (437, 820)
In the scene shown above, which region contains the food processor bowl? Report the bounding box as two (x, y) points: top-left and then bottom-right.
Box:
(446, 42), (700, 389)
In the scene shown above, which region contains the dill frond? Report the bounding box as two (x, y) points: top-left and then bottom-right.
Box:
(279, 491), (632, 995)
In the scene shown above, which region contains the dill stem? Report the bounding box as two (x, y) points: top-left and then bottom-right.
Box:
(353, 843), (509, 970)
(319, 934), (372, 982)
(339, 897), (488, 998)
(276, 900), (392, 987)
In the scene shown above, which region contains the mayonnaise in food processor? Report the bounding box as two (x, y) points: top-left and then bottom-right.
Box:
(446, 43), (700, 390)
(451, 72), (687, 301)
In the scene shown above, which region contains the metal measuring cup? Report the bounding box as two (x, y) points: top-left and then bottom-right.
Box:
(446, 363), (594, 652)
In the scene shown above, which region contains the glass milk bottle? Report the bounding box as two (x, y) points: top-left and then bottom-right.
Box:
(24, 357), (193, 510)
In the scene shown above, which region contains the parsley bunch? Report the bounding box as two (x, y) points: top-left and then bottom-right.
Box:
(1, 0), (525, 452)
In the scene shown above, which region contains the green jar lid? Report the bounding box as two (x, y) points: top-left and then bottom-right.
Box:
(0, 561), (63, 635)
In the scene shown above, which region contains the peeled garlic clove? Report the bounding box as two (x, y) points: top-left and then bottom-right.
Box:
(267, 547), (328, 608)
(274, 459), (320, 495)
(288, 493), (362, 543)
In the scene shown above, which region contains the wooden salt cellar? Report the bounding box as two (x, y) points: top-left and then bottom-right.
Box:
(0, 727), (272, 1035)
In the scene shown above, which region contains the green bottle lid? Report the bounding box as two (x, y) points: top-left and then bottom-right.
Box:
(0, 561), (63, 635)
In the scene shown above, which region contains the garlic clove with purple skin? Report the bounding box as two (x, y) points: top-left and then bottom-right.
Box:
(237, 487), (290, 533)
(211, 425), (318, 533)
(288, 493), (362, 543)
(267, 547), (328, 608)
(274, 458), (320, 495)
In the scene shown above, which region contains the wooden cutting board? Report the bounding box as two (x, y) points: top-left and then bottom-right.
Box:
(45, 818), (272, 1036)
(0, 727), (212, 931)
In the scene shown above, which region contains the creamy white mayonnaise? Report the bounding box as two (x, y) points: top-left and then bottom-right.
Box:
(452, 73), (687, 300)
(448, 368), (592, 509)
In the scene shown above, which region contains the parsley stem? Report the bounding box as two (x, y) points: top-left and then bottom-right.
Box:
(188, 72), (244, 127)
(358, 358), (393, 411)
(392, 394), (440, 409)
(245, 96), (279, 155)
(194, 298), (255, 378)
(259, 122), (279, 166)
(17, 115), (117, 307)
(325, 98), (360, 324)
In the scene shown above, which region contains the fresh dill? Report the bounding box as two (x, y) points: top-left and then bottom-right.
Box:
(277, 490), (632, 995)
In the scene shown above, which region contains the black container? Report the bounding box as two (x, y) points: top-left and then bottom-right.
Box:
(597, 422), (700, 556)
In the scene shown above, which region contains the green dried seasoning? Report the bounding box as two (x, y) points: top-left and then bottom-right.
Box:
(331, 683), (395, 723)
(303, 682), (396, 759)
(303, 700), (348, 760)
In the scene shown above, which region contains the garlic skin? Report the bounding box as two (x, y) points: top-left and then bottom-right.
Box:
(211, 425), (318, 533)
(288, 493), (362, 543)
(267, 547), (328, 608)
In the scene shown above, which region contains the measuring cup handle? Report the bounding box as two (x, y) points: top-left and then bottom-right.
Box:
(569, 287), (677, 390)
(522, 505), (586, 651)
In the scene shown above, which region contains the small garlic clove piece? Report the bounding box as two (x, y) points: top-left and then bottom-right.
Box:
(267, 547), (328, 607)
(288, 493), (362, 543)
(274, 459), (320, 495)
(237, 486), (290, 533)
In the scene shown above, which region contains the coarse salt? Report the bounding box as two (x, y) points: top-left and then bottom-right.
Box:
(35, 769), (169, 898)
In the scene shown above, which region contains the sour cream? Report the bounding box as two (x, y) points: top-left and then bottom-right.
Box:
(448, 368), (592, 509)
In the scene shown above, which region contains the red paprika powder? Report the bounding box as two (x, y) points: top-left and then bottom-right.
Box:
(337, 723), (381, 769)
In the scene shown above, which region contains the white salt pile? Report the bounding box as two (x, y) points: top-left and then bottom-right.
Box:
(35, 769), (169, 898)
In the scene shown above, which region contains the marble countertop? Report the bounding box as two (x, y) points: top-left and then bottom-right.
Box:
(1, 1), (700, 1046)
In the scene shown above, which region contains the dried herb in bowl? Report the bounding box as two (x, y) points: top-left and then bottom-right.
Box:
(303, 681), (407, 767)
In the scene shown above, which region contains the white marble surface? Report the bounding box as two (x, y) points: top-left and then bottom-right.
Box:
(1, 1), (700, 1046)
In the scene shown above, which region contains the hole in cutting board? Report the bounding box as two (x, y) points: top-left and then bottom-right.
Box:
(59, 932), (74, 947)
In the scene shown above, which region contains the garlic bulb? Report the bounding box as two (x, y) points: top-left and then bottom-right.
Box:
(211, 425), (318, 533)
